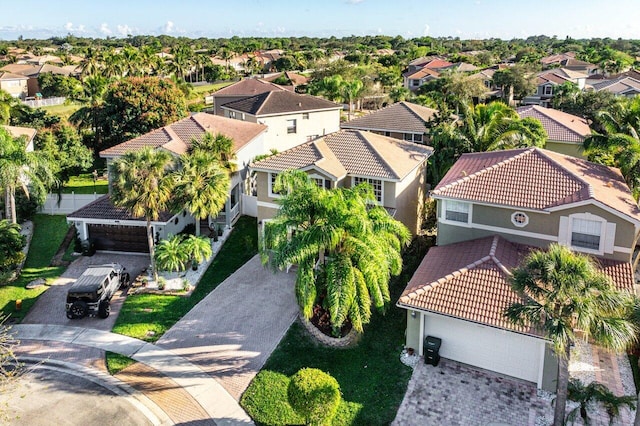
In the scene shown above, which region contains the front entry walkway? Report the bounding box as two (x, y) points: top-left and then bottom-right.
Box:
(157, 255), (298, 400)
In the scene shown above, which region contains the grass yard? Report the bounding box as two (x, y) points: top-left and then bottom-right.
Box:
(240, 237), (430, 426)
(191, 81), (234, 95)
(39, 102), (84, 121)
(110, 215), (258, 343)
(0, 215), (69, 321)
(105, 351), (136, 375)
(62, 173), (109, 194)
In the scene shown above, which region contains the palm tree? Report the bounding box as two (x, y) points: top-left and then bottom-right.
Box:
(217, 48), (234, 74)
(181, 234), (212, 265)
(191, 132), (237, 172)
(0, 127), (57, 224)
(110, 147), (173, 280)
(262, 170), (410, 334)
(69, 75), (109, 152)
(505, 244), (637, 426)
(154, 235), (188, 272)
(340, 79), (364, 120)
(565, 379), (636, 425)
(0, 90), (30, 124)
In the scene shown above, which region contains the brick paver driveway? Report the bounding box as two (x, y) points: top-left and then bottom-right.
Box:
(157, 254), (298, 400)
(393, 359), (550, 426)
(23, 253), (150, 330)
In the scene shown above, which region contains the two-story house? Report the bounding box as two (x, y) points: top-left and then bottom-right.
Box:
(211, 78), (290, 116)
(0, 71), (29, 99)
(222, 90), (342, 153)
(250, 130), (433, 235)
(68, 113), (268, 252)
(340, 101), (438, 144)
(523, 68), (587, 107)
(397, 148), (640, 391)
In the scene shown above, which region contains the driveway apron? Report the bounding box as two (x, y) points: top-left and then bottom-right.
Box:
(157, 255), (298, 400)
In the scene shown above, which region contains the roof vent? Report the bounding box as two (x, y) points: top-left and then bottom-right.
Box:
(461, 170), (467, 177)
(606, 181), (614, 187)
(298, 102), (302, 107)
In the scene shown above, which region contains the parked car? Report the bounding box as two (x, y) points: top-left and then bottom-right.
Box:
(65, 264), (130, 319)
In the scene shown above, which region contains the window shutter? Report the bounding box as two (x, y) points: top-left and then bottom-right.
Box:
(604, 222), (616, 254)
(558, 216), (570, 245)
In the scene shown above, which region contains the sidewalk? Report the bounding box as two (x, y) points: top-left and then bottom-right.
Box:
(12, 324), (253, 426)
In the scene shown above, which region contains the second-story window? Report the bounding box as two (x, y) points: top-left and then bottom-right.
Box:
(571, 218), (602, 251)
(444, 200), (470, 223)
(543, 85), (553, 96)
(302, 113), (309, 120)
(353, 176), (383, 203)
(287, 119), (297, 134)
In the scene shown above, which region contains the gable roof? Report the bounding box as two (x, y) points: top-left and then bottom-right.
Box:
(432, 148), (640, 222)
(3, 125), (36, 144)
(221, 90), (340, 116)
(67, 194), (175, 223)
(341, 101), (438, 134)
(404, 67), (440, 80)
(516, 105), (591, 143)
(592, 77), (640, 95)
(100, 113), (267, 158)
(398, 235), (633, 337)
(212, 78), (287, 97)
(0, 71), (28, 81)
(251, 130), (432, 181)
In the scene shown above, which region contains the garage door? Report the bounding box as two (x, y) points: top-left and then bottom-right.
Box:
(88, 224), (149, 253)
(423, 313), (543, 384)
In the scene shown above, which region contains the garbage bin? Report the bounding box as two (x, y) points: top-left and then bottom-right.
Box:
(424, 335), (442, 366)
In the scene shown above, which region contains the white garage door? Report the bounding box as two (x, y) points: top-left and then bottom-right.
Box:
(423, 313), (543, 384)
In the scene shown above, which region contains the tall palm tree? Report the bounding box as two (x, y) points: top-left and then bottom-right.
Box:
(69, 75), (109, 152)
(172, 150), (230, 236)
(340, 79), (364, 120)
(191, 132), (237, 172)
(110, 147), (174, 280)
(0, 127), (57, 224)
(262, 171), (410, 334)
(505, 244), (637, 426)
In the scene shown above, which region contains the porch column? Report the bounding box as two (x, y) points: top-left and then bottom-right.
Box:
(225, 197), (231, 229)
(418, 312), (425, 356)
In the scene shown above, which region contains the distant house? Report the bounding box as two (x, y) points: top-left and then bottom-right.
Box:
(0, 71), (29, 99)
(469, 67), (504, 99)
(0, 63), (77, 97)
(398, 147), (640, 390)
(403, 67), (440, 91)
(3, 125), (37, 151)
(262, 71), (309, 91)
(211, 78), (289, 116)
(340, 101), (438, 144)
(540, 52), (576, 68)
(250, 130), (433, 234)
(221, 90), (341, 152)
(68, 113), (267, 252)
(592, 76), (640, 97)
(523, 68), (587, 107)
(516, 105), (591, 158)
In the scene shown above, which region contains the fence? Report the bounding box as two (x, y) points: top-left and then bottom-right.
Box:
(242, 194), (258, 217)
(23, 97), (66, 108)
(40, 192), (101, 215)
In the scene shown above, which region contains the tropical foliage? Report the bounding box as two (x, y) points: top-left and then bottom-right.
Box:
(0, 220), (26, 273)
(565, 379), (635, 425)
(261, 171), (410, 334)
(505, 244), (637, 426)
(287, 368), (341, 426)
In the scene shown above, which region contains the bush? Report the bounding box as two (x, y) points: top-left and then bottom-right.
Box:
(288, 368), (341, 426)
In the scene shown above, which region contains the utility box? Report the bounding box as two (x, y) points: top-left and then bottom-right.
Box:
(424, 336), (442, 366)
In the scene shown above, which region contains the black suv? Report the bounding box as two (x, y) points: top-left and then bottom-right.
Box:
(65, 264), (130, 319)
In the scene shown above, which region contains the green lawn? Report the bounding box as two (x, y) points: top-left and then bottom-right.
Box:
(62, 173), (109, 194)
(110, 216), (258, 342)
(240, 237), (430, 426)
(105, 351), (136, 375)
(0, 215), (69, 321)
(39, 102), (84, 120)
(191, 81), (234, 95)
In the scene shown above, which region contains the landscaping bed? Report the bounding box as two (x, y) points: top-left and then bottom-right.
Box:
(240, 236), (430, 425)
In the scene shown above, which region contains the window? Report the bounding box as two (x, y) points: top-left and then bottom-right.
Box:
(543, 85), (553, 96)
(403, 133), (424, 143)
(384, 131), (391, 137)
(571, 218), (601, 250)
(269, 172), (282, 197)
(310, 176), (332, 190)
(306, 134), (319, 142)
(353, 176), (383, 203)
(444, 200), (470, 223)
(411, 79), (420, 87)
(287, 119), (297, 134)
(229, 111), (236, 119)
(230, 184), (239, 209)
(302, 113), (309, 120)
(511, 211), (529, 228)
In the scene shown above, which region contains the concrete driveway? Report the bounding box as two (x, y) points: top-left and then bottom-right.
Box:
(157, 255), (298, 400)
(23, 253), (150, 330)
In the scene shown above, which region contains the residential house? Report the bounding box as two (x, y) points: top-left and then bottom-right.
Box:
(262, 71), (310, 92)
(516, 105), (591, 158)
(211, 78), (289, 116)
(68, 113), (268, 252)
(540, 52), (576, 68)
(221, 90), (342, 153)
(398, 147), (640, 390)
(406, 57), (451, 74)
(523, 68), (587, 107)
(0, 71), (29, 99)
(340, 101), (438, 144)
(0, 63), (77, 97)
(469, 67), (504, 99)
(4, 125), (37, 152)
(250, 130), (433, 235)
(592, 76), (640, 97)
(403, 67), (440, 91)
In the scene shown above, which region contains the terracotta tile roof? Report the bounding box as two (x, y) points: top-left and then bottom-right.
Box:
(100, 113), (267, 158)
(212, 78), (286, 97)
(423, 59), (454, 69)
(404, 67), (440, 80)
(251, 130), (432, 180)
(0, 64), (38, 75)
(0, 71), (28, 80)
(222, 91), (340, 116)
(341, 101), (438, 134)
(3, 125), (36, 143)
(433, 148), (640, 222)
(408, 56), (441, 67)
(67, 195), (174, 222)
(263, 72), (309, 86)
(398, 235), (634, 336)
(516, 105), (591, 143)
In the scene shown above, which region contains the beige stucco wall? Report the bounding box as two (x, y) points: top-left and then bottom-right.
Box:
(545, 140), (586, 159)
(0, 78), (28, 99)
(260, 109), (341, 152)
(404, 310), (422, 352)
(392, 163), (427, 235)
(437, 200), (637, 262)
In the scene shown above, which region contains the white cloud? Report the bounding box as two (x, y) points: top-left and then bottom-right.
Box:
(64, 22), (73, 31)
(163, 21), (174, 33)
(116, 24), (133, 36)
(99, 23), (112, 35)
(423, 24), (430, 36)
(77, 24), (85, 32)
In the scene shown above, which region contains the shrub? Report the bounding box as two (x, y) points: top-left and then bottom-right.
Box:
(157, 277), (166, 291)
(288, 368), (341, 426)
(154, 235), (189, 272)
(0, 220), (26, 273)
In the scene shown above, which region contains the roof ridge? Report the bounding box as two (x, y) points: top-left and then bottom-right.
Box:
(251, 139), (316, 167)
(433, 148), (535, 195)
(533, 106), (585, 139)
(401, 101), (431, 124)
(489, 236), (512, 277)
(534, 148), (593, 198)
(356, 131), (400, 179)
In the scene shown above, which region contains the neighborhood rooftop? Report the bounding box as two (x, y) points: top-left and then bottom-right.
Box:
(68, 194), (175, 222)
(221, 90), (341, 116)
(100, 113), (267, 158)
(432, 147), (640, 222)
(341, 101), (439, 134)
(516, 105), (590, 143)
(213, 78), (288, 97)
(251, 129), (433, 180)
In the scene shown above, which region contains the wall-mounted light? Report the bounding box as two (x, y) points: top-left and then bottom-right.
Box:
(411, 311), (417, 318)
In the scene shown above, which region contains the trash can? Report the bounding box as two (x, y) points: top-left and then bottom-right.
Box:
(424, 336), (442, 366)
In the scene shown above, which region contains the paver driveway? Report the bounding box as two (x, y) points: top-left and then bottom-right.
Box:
(393, 359), (550, 426)
(157, 255), (298, 400)
(23, 253), (150, 330)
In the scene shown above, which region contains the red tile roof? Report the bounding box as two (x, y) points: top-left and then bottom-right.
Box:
(341, 101), (438, 134)
(516, 105), (591, 143)
(398, 236), (634, 337)
(432, 148), (640, 223)
(100, 113), (267, 158)
(68, 195), (175, 222)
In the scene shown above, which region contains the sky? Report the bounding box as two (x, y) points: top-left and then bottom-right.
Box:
(2, 0), (640, 41)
